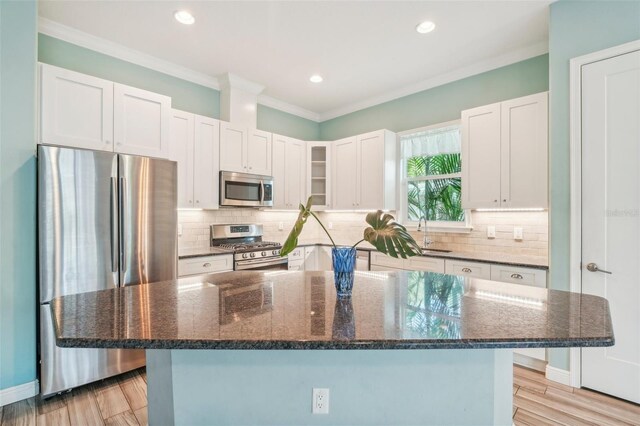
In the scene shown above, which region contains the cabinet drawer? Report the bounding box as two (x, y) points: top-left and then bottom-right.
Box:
(370, 252), (405, 269)
(490, 265), (547, 287)
(405, 257), (445, 273)
(288, 247), (304, 261)
(178, 255), (233, 277)
(445, 260), (491, 279)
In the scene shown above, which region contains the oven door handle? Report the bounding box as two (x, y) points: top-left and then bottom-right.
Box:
(235, 257), (288, 271)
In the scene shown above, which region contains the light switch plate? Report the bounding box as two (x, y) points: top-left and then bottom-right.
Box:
(177, 224), (183, 237)
(514, 227), (523, 240)
(278, 222), (284, 231)
(487, 226), (496, 239)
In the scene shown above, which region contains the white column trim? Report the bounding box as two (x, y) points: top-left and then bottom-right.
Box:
(568, 38), (640, 389)
(0, 380), (39, 407)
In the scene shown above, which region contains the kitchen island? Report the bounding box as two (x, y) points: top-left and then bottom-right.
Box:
(51, 271), (613, 425)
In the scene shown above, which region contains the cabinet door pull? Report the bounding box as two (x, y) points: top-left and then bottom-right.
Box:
(462, 267), (472, 273)
(203, 262), (211, 267)
(510, 273), (523, 279)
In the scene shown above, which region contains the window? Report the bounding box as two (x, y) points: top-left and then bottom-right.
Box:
(400, 121), (471, 232)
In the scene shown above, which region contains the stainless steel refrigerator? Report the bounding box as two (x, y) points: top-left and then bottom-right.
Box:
(38, 145), (177, 397)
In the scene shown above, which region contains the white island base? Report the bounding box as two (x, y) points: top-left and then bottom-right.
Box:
(146, 348), (513, 425)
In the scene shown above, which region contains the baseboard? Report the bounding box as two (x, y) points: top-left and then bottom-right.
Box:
(0, 380), (39, 407)
(545, 365), (572, 387)
(513, 353), (547, 372)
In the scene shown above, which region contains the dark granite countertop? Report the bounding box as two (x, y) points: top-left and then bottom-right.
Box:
(178, 247), (234, 258)
(51, 271), (612, 350)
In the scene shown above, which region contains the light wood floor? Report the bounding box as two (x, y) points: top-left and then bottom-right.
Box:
(2, 365), (639, 425)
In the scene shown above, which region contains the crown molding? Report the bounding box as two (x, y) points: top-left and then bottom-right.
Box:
(218, 72), (265, 95)
(317, 40), (549, 121)
(38, 17), (221, 89)
(258, 94), (321, 122)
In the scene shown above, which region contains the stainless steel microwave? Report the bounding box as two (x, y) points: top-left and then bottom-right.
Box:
(220, 171), (273, 207)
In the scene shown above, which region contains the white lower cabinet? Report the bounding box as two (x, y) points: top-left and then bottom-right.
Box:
(317, 246), (333, 271)
(405, 257), (445, 273)
(444, 260), (491, 279)
(288, 247), (305, 271)
(490, 264), (546, 287)
(370, 252), (405, 270)
(178, 255), (233, 277)
(304, 246), (318, 271)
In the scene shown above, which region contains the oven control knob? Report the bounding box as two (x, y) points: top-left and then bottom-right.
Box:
(242, 253), (248, 259)
(250, 253), (256, 258)
(273, 250), (279, 255)
(261, 251), (267, 257)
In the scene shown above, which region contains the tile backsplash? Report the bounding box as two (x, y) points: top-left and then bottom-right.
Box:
(178, 209), (548, 264)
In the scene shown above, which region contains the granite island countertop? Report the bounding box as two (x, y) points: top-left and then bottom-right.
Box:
(51, 271), (612, 350)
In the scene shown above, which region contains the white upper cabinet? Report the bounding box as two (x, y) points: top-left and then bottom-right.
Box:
(113, 83), (172, 159)
(306, 142), (332, 210)
(220, 123), (272, 175)
(332, 136), (358, 209)
(247, 129), (272, 176)
(332, 130), (396, 210)
(461, 92), (548, 209)
(193, 116), (220, 209)
(171, 109), (220, 209)
(272, 134), (306, 209)
(40, 64), (114, 151)
(40, 64), (172, 159)
(171, 110), (195, 208)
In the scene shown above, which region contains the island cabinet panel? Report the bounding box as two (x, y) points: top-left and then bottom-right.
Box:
(171, 110), (220, 209)
(113, 83), (171, 159)
(272, 134), (306, 209)
(178, 255), (233, 277)
(331, 129), (396, 210)
(40, 63), (114, 151)
(444, 259), (491, 279)
(462, 92), (548, 209)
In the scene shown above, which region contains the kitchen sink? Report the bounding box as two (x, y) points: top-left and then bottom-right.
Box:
(421, 248), (452, 254)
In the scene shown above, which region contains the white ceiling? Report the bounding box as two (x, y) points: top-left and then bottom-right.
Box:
(38, 1), (551, 121)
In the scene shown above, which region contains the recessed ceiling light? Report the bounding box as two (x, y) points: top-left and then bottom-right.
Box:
(309, 74), (323, 83)
(416, 21), (436, 34)
(174, 10), (195, 25)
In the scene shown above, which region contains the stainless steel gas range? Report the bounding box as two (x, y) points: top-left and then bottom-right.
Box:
(210, 224), (287, 271)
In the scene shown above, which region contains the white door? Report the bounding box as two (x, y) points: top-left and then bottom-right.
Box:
(40, 64), (114, 151)
(333, 137), (358, 209)
(461, 103), (501, 209)
(581, 49), (640, 403)
(219, 122), (247, 173)
(247, 129), (272, 176)
(170, 110), (194, 208)
(358, 131), (384, 209)
(271, 135), (287, 209)
(113, 84), (171, 159)
(193, 116), (220, 209)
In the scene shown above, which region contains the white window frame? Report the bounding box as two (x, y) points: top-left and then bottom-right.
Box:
(398, 120), (473, 233)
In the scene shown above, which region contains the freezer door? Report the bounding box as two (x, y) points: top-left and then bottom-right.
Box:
(38, 145), (120, 303)
(119, 154), (177, 286)
(40, 304), (145, 397)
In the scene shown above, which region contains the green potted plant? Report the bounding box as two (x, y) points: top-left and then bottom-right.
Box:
(280, 197), (422, 297)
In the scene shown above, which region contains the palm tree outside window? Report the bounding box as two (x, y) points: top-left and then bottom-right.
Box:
(400, 121), (471, 231)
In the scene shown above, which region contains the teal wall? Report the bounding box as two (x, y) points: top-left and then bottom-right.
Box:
(38, 34), (320, 140)
(547, 0), (640, 371)
(318, 55), (549, 140)
(38, 33), (220, 119)
(0, 0), (38, 391)
(257, 105), (320, 140)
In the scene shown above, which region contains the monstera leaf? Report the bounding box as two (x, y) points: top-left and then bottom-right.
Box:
(363, 211), (422, 259)
(280, 197), (336, 256)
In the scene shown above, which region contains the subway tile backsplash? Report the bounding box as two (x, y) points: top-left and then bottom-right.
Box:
(178, 209), (548, 265)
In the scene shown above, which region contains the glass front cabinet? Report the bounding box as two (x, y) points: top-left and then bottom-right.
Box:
(306, 142), (331, 210)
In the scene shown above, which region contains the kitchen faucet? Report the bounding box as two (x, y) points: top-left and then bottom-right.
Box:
(416, 216), (432, 248)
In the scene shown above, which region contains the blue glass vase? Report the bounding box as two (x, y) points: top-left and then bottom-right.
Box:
(332, 247), (356, 298)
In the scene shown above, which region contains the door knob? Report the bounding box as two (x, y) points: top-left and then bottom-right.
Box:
(586, 263), (612, 274)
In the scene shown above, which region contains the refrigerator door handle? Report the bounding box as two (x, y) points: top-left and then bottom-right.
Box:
(110, 177), (118, 273)
(119, 177), (127, 274)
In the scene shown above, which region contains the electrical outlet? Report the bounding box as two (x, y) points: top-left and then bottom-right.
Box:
(177, 224), (183, 237)
(278, 222), (284, 231)
(514, 227), (523, 241)
(312, 388), (329, 414)
(487, 226), (496, 239)
(328, 222), (333, 230)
